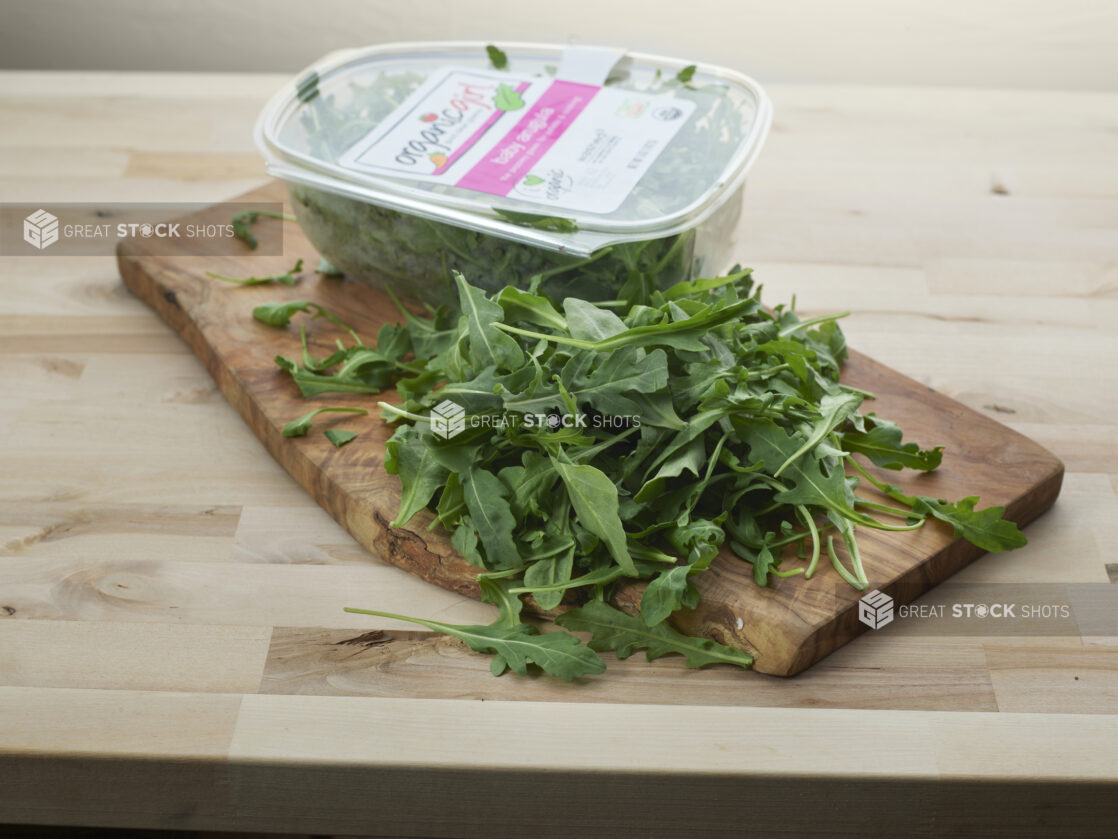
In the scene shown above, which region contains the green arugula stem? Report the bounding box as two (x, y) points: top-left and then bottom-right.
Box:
(846, 511), (926, 532)
(571, 427), (640, 462)
(837, 383), (878, 399)
(626, 543), (679, 563)
(796, 505), (822, 579)
(770, 567), (806, 578)
(826, 534), (866, 590)
(778, 311), (851, 338)
(744, 363), (792, 380)
(510, 566), (625, 595)
(849, 455), (906, 497)
(841, 525), (869, 588)
(855, 497), (919, 519)
(477, 567), (527, 581)
(378, 402), (431, 424)
(493, 322), (594, 349)
(531, 246), (616, 282)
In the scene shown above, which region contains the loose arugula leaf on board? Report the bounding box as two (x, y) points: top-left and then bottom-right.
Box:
(209, 258), (303, 286)
(231, 209), (295, 250)
(324, 429), (358, 448)
(274, 355), (384, 397)
(253, 300), (315, 327)
(281, 406), (367, 438)
(912, 496), (1027, 553)
(557, 601), (753, 669)
(841, 414), (944, 471)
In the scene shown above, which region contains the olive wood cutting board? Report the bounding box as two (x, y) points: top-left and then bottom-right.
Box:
(116, 183), (1064, 676)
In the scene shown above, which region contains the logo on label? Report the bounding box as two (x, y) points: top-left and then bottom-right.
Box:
(431, 399), (466, 440)
(858, 589), (894, 630)
(23, 209), (59, 249)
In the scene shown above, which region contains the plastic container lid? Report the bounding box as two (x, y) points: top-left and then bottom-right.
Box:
(256, 41), (772, 257)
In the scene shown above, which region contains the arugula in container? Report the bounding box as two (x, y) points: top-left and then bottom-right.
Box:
(281, 44), (751, 307)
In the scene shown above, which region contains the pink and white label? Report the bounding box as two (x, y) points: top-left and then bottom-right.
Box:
(339, 66), (696, 215)
(454, 80), (598, 196)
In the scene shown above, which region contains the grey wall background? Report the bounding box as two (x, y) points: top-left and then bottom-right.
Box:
(2, 0), (1117, 89)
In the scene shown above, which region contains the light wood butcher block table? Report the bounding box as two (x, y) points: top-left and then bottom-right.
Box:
(1, 71), (1116, 838)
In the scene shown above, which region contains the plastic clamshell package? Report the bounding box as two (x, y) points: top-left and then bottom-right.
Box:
(255, 41), (772, 306)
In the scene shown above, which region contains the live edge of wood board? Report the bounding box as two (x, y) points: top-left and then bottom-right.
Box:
(116, 183), (1064, 677)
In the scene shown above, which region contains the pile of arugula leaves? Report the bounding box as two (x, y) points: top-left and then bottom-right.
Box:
(256, 270), (1026, 680)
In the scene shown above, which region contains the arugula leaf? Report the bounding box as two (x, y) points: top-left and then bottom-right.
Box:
(462, 467), (522, 570)
(773, 392), (863, 477)
(676, 64), (697, 84)
(324, 429), (358, 448)
(913, 496), (1027, 553)
(253, 300), (314, 327)
(496, 286), (567, 330)
(344, 607), (605, 680)
(231, 209), (295, 250)
(281, 406), (367, 438)
(841, 414), (944, 471)
(208, 258), (303, 286)
(752, 540), (777, 586)
(551, 453), (637, 576)
(275, 355), (384, 397)
(392, 441), (450, 527)
(556, 601), (753, 669)
(455, 272), (524, 372)
(478, 575), (524, 628)
(493, 208), (579, 233)
(485, 44), (509, 70)
(521, 543), (575, 611)
(640, 564), (699, 625)
(742, 421), (857, 520)
(563, 297), (629, 342)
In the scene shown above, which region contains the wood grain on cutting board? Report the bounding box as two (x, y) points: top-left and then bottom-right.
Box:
(116, 182), (1063, 676)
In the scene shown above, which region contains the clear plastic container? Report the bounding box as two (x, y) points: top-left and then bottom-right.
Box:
(255, 41), (772, 306)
